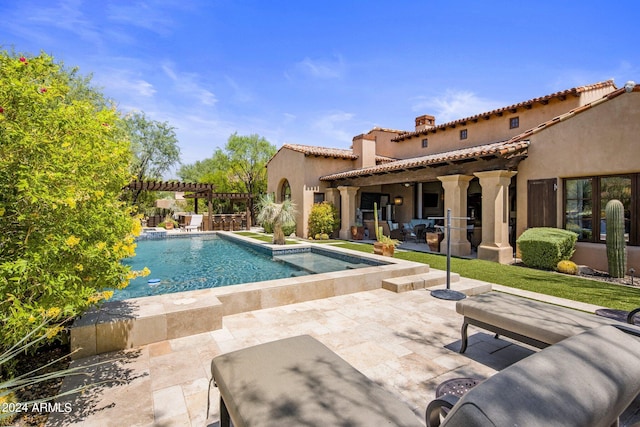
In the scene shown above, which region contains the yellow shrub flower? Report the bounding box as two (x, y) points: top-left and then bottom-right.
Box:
(75, 263), (84, 271)
(45, 325), (63, 339)
(65, 197), (76, 208)
(65, 235), (80, 247)
(45, 307), (62, 318)
(96, 241), (106, 251)
(102, 290), (114, 300)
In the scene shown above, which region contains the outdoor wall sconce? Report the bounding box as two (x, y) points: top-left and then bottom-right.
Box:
(394, 196), (403, 206)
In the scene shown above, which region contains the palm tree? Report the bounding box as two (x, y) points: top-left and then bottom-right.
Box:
(256, 194), (297, 245)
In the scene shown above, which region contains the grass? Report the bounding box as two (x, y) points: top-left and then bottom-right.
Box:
(334, 242), (640, 311)
(233, 232), (640, 310)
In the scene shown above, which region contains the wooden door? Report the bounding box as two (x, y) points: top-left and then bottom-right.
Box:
(527, 178), (557, 228)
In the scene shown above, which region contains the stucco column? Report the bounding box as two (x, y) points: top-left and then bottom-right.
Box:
(416, 182), (423, 219)
(337, 186), (359, 240)
(438, 175), (473, 256)
(474, 170), (517, 264)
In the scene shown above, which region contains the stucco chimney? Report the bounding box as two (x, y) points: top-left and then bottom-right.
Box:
(415, 114), (436, 132)
(352, 134), (376, 169)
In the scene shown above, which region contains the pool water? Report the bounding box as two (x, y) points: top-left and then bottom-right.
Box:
(115, 235), (375, 300)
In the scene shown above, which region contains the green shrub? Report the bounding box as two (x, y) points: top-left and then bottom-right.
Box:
(0, 52), (145, 350)
(307, 202), (339, 238)
(517, 227), (578, 270)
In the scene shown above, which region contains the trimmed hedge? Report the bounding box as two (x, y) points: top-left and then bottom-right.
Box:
(517, 227), (578, 270)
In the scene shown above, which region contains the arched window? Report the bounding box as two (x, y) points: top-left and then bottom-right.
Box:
(280, 179), (291, 202)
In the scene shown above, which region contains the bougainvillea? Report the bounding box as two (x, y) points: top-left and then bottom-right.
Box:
(0, 51), (144, 349)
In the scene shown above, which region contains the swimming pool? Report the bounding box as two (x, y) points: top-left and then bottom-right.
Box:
(116, 234), (384, 300)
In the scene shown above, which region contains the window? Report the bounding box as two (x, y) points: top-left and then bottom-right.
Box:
(564, 174), (638, 245)
(460, 129), (468, 140)
(280, 179), (291, 202)
(313, 193), (325, 204)
(422, 138), (428, 148)
(510, 117), (519, 129)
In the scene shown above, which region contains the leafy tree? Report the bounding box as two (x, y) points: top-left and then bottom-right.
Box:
(121, 111), (181, 206)
(178, 133), (275, 216)
(0, 51), (145, 349)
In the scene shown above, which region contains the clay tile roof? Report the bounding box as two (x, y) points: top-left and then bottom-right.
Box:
(283, 143), (358, 159)
(276, 143), (397, 164)
(392, 80), (616, 142)
(319, 140), (530, 181)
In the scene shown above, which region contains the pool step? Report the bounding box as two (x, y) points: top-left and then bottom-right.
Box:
(382, 270), (460, 293)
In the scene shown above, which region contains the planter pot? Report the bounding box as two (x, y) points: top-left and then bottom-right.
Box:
(373, 241), (395, 257)
(165, 222), (174, 230)
(426, 232), (444, 252)
(351, 226), (364, 240)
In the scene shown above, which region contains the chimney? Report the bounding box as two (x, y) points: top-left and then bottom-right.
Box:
(415, 114), (436, 132)
(352, 134), (376, 169)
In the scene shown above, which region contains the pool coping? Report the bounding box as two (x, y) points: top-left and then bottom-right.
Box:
(70, 232), (431, 359)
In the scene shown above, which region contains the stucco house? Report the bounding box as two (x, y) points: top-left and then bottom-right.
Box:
(266, 80), (639, 272)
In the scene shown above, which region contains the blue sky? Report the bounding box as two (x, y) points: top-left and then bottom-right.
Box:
(1, 1), (638, 177)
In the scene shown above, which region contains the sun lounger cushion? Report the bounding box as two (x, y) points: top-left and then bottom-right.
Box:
(456, 291), (620, 351)
(210, 334), (422, 427)
(429, 324), (640, 427)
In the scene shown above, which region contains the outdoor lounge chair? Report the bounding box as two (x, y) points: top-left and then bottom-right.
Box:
(426, 324), (640, 426)
(184, 214), (203, 232)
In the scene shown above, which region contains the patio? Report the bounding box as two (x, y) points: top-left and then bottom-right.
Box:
(47, 280), (640, 426)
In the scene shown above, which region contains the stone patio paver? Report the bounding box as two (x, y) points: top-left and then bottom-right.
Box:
(46, 284), (639, 426)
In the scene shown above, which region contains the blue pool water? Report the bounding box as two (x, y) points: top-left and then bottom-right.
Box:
(115, 235), (378, 300)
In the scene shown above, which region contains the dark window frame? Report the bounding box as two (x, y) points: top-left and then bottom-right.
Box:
(563, 173), (638, 246)
(280, 179), (291, 202)
(421, 138), (428, 148)
(510, 117), (520, 129)
(460, 129), (467, 140)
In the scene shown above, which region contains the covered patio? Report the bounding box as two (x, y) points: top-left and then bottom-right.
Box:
(321, 139), (528, 264)
(124, 180), (253, 231)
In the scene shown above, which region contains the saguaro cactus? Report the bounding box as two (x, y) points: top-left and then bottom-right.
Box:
(605, 199), (627, 278)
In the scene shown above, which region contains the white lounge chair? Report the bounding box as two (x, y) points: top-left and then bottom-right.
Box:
(184, 214), (203, 232)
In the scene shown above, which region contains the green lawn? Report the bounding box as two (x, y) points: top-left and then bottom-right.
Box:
(334, 242), (640, 311)
(233, 232), (640, 310)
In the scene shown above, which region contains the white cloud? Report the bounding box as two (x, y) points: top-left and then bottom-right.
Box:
(94, 69), (157, 98)
(162, 62), (217, 106)
(293, 55), (346, 79)
(412, 90), (503, 123)
(106, 2), (174, 36)
(311, 111), (356, 144)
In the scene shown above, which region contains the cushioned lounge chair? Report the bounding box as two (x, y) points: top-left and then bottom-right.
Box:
(184, 214), (203, 232)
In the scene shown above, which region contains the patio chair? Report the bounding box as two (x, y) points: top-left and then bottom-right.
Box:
(413, 224), (426, 243)
(184, 214), (203, 232)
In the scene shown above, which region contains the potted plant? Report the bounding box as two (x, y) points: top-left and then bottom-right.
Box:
(158, 215), (178, 230)
(372, 202), (400, 256)
(350, 221), (364, 240)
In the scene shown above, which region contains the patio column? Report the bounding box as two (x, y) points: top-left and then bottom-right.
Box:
(474, 170), (517, 264)
(416, 182), (423, 219)
(438, 175), (473, 256)
(337, 186), (359, 240)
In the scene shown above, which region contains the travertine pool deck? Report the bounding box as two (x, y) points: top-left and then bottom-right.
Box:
(48, 279), (640, 426)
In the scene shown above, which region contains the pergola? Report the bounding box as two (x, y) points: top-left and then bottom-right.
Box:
(124, 180), (252, 230)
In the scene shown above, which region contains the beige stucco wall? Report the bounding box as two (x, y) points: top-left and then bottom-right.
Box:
(382, 97), (587, 160)
(515, 90), (640, 271)
(267, 148), (357, 237)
